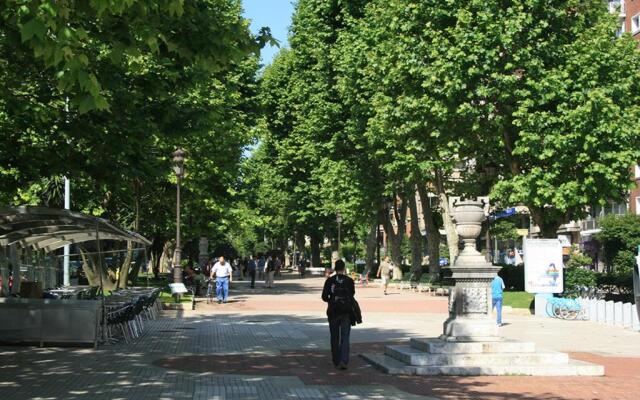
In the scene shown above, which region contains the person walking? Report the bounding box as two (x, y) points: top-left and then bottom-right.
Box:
(210, 256), (233, 304)
(491, 274), (506, 326)
(274, 256), (282, 277)
(264, 255), (275, 288)
(247, 255), (257, 289)
(377, 256), (393, 295)
(258, 255), (266, 281)
(321, 259), (355, 370)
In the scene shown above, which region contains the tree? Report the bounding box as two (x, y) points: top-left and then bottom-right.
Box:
(595, 214), (640, 273)
(257, 1), (374, 267)
(392, 0), (640, 237)
(1, 0), (270, 112)
(1, 1), (264, 287)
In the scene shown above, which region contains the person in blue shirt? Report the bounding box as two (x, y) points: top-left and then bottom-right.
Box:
(491, 275), (506, 326)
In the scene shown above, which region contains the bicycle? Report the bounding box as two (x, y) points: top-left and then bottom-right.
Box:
(205, 278), (215, 304)
(546, 297), (586, 320)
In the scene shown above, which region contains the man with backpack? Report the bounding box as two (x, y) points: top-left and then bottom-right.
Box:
(321, 259), (355, 370)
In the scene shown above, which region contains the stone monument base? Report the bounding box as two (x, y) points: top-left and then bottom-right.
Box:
(442, 317), (501, 342)
(362, 337), (604, 376)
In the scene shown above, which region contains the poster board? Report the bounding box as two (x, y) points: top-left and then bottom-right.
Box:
(524, 238), (563, 294)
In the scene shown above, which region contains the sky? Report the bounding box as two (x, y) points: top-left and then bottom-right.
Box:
(242, 0), (295, 66)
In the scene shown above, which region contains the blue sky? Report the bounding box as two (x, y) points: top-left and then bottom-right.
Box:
(242, 0), (295, 66)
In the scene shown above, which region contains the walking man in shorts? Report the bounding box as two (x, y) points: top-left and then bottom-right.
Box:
(377, 256), (393, 295)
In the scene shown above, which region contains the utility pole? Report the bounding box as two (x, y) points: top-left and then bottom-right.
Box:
(63, 176), (71, 286)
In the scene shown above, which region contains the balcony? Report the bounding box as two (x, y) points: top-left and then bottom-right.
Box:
(580, 201), (628, 233)
(581, 218), (599, 233)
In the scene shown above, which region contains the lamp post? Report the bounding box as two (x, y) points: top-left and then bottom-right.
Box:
(172, 148), (186, 284)
(336, 212), (343, 257)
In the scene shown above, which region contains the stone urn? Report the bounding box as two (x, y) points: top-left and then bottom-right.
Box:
(442, 198), (501, 341)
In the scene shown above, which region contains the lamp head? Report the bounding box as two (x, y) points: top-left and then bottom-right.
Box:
(172, 148), (186, 178)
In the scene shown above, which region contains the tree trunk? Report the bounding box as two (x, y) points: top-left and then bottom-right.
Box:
(530, 207), (562, 238)
(364, 217), (378, 276)
(382, 207), (402, 266)
(417, 184), (441, 275)
(80, 248), (116, 291)
(150, 237), (166, 278)
(117, 241), (134, 289)
(128, 250), (145, 286)
(408, 188), (423, 282)
(310, 231), (322, 268)
(159, 240), (173, 274)
(436, 169), (459, 263)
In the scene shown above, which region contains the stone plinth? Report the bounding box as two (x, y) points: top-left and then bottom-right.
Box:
(362, 338), (604, 375)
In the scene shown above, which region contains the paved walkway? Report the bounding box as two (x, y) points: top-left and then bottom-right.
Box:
(1, 273), (639, 399)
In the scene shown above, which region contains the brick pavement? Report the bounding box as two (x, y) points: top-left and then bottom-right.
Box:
(1, 273), (638, 400)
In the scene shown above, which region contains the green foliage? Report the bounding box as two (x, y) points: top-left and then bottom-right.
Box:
(491, 220), (520, 242)
(565, 248), (593, 269)
(597, 270), (633, 300)
(564, 267), (597, 298)
(0, 1), (264, 269)
(439, 243), (450, 261)
(1, 0), (270, 112)
(595, 214), (640, 272)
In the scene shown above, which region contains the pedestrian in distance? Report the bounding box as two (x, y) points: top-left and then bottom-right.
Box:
(274, 256), (282, 277)
(264, 255), (275, 288)
(247, 255), (257, 289)
(322, 259), (355, 370)
(210, 256), (233, 304)
(492, 274), (506, 326)
(258, 255), (266, 281)
(377, 256), (393, 295)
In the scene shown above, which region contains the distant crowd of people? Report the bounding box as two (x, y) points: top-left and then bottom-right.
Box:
(178, 253), (299, 304)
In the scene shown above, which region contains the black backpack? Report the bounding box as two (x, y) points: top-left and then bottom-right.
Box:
(331, 277), (353, 315)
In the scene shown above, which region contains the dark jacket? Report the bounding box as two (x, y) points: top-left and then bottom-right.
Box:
(350, 298), (363, 326)
(322, 274), (359, 322)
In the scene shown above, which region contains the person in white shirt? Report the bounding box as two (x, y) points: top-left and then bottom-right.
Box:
(210, 256), (233, 304)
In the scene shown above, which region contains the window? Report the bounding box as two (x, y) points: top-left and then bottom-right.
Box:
(635, 164), (640, 179)
(616, 20), (625, 37)
(636, 197), (640, 215)
(632, 14), (640, 34)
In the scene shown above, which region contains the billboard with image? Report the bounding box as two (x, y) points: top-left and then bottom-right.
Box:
(524, 239), (563, 294)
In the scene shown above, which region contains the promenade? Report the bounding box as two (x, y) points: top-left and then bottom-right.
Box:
(1, 273), (639, 400)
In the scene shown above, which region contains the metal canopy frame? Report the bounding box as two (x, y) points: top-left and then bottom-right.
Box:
(0, 206), (151, 251)
(0, 206), (151, 346)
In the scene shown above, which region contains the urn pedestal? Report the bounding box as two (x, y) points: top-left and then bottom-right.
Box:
(442, 200), (501, 341)
(363, 198), (604, 376)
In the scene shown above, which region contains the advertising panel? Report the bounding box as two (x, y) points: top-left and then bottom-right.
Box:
(524, 238), (563, 294)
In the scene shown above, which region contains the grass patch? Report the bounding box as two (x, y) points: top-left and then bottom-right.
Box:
(503, 291), (534, 309)
(159, 290), (193, 304)
(136, 272), (170, 288)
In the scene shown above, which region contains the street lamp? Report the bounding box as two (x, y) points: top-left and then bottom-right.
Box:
(172, 148), (186, 284)
(336, 212), (343, 257)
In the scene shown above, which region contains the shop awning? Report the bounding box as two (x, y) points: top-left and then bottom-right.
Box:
(0, 206), (150, 252)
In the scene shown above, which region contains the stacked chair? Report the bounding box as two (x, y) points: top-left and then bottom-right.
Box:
(104, 287), (161, 344)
